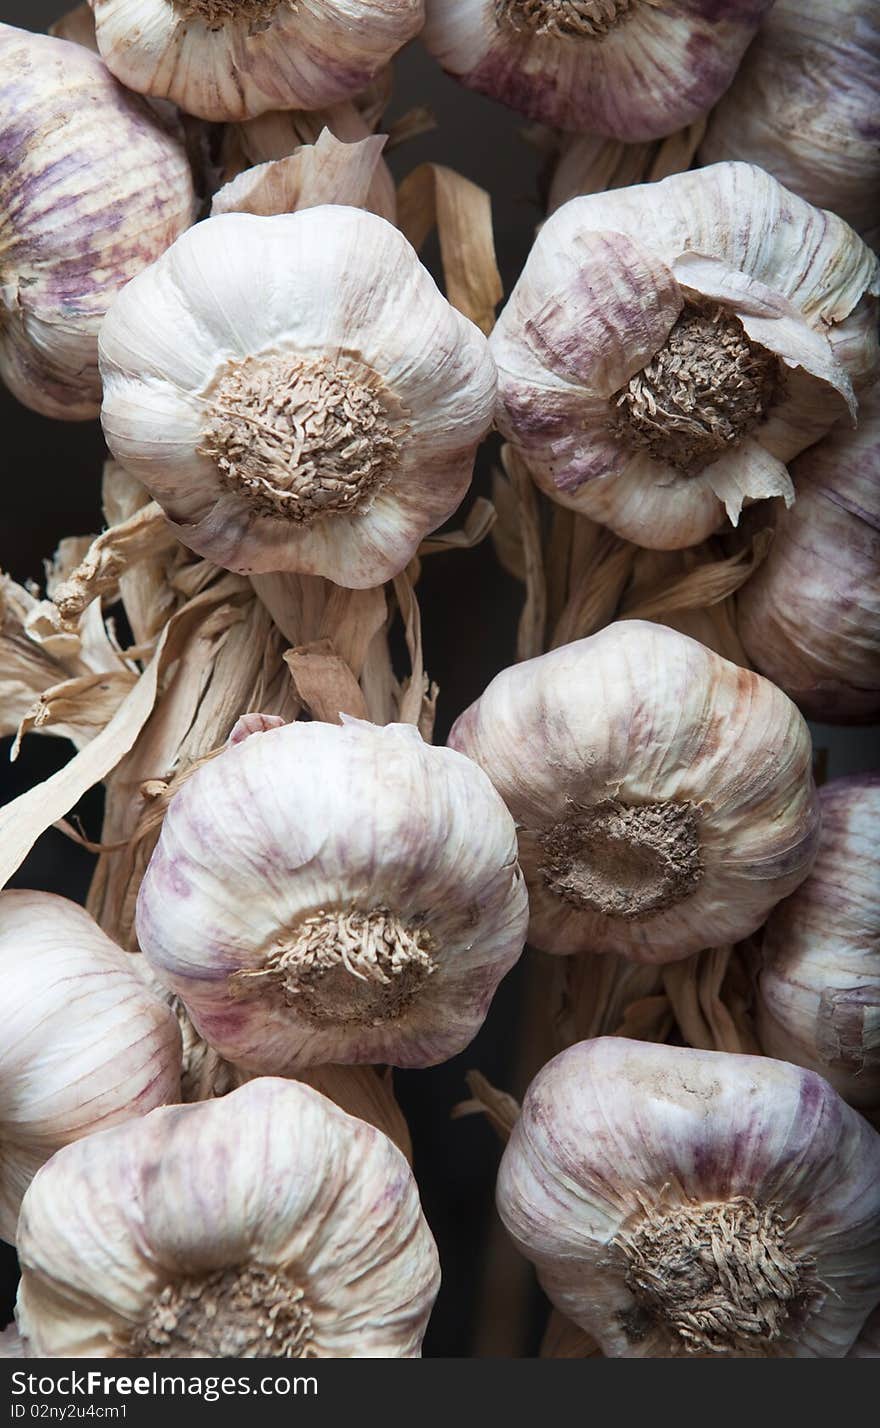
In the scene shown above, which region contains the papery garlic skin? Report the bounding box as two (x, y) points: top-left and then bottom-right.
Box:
(756, 776), (880, 1112)
(15, 1077), (440, 1358)
(88, 0), (424, 123)
(230, 106), (398, 223)
(422, 1), (770, 141)
(0, 891), (181, 1245)
(737, 389), (880, 723)
(700, 0), (880, 251)
(448, 621), (820, 963)
(135, 717), (528, 1072)
(497, 1038), (880, 1357)
(99, 206), (496, 587)
(491, 163), (879, 550)
(0, 25), (196, 421)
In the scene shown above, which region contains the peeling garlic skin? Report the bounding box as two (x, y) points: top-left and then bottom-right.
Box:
(490, 162), (879, 550)
(99, 206), (496, 588)
(737, 390), (880, 724)
(88, 0), (425, 122)
(135, 718), (529, 1072)
(0, 891), (182, 1245)
(423, 0), (771, 140)
(448, 621), (821, 963)
(756, 776), (880, 1112)
(15, 1078), (440, 1358)
(497, 1039), (880, 1358)
(0, 24), (196, 421)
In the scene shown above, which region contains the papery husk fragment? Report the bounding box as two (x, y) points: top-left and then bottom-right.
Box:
(211, 131), (391, 219)
(548, 119), (706, 213)
(397, 163), (503, 335)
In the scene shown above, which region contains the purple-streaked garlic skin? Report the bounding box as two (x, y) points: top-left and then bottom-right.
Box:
(497, 1037), (880, 1357)
(88, 0), (425, 123)
(738, 390), (880, 724)
(489, 163), (879, 551)
(0, 24), (196, 420)
(756, 775), (880, 1112)
(15, 1077), (441, 1359)
(700, 0), (880, 252)
(135, 717), (529, 1073)
(448, 620), (820, 963)
(423, 1), (771, 141)
(0, 890), (182, 1245)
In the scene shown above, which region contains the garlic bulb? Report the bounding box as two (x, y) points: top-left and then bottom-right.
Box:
(448, 620), (820, 963)
(497, 1038), (880, 1357)
(15, 1077), (440, 1358)
(88, 0), (424, 122)
(700, 0), (880, 251)
(422, 1), (770, 141)
(99, 206), (496, 587)
(755, 775), (880, 1112)
(0, 24), (196, 421)
(135, 717), (528, 1072)
(0, 890), (181, 1245)
(490, 162), (879, 550)
(737, 389), (880, 723)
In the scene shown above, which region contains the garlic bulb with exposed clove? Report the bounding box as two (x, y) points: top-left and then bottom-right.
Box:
(88, 0), (424, 122)
(0, 891), (181, 1245)
(755, 776), (880, 1113)
(700, 0), (880, 251)
(490, 162), (879, 550)
(448, 620), (820, 963)
(135, 717), (528, 1072)
(0, 24), (196, 421)
(99, 205), (496, 587)
(422, 1), (770, 141)
(737, 389), (880, 723)
(497, 1038), (880, 1357)
(15, 1077), (440, 1358)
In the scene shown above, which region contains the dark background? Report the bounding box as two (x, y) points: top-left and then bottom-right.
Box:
(1, 0), (877, 1360)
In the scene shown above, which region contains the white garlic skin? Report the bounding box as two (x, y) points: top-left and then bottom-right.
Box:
(88, 0), (425, 123)
(15, 1077), (440, 1358)
(756, 775), (880, 1112)
(0, 24), (196, 420)
(490, 162), (879, 550)
(497, 1038), (880, 1357)
(448, 621), (820, 963)
(135, 717), (529, 1072)
(0, 891), (182, 1245)
(99, 205), (496, 587)
(700, 0), (880, 251)
(423, 1), (771, 142)
(737, 388), (880, 724)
